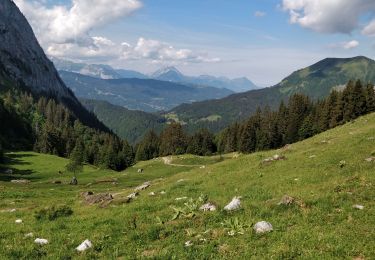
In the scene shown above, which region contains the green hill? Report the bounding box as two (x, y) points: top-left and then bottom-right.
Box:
(170, 56), (375, 132)
(1, 112), (375, 258)
(81, 99), (166, 144)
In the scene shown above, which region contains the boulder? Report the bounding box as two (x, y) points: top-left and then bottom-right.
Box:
(76, 239), (92, 252)
(278, 195), (295, 206)
(15, 219), (22, 224)
(24, 233), (33, 238)
(199, 202), (217, 212)
(353, 204), (364, 210)
(84, 193), (113, 205)
(224, 197), (241, 211)
(134, 182), (151, 192)
(34, 238), (48, 245)
(11, 179), (30, 184)
(185, 241), (193, 247)
(137, 169), (144, 173)
(365, 157), (375, 162)
(253, 221), (273, 234)
(148, 192), (156, 196)
(127, 192), (139, 199)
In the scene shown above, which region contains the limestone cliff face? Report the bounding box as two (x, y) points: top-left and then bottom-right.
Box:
(0, 0), (74, 99)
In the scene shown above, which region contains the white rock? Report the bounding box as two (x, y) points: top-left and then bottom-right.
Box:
(200, 166), (206, 169)
(199, 203), (217, 212)
(148, 192), (156, 196)
(127, 192), (138, 199)
(353, 204), (364, 210)
(76, 239), (92, 252)
(9, 208), (16, 213)
(184, 240), (193, 247)
(15, 219), (22, 224)
(175, 197), (188, 201)
(224, 197), (241, 211)
(34, 238), (48, 245)
(177, 179), (185, 183)
(134, 182), (151, 192)
(24, 233), (34, 238)
(160, 191), (166, 195)
(253, 221), (273, 234)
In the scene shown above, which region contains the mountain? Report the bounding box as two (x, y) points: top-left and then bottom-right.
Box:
(59, 71), (234, 112)
(53, 58), (258, 93)
(168, 56), (375, 132)
(81, 99), (166, 144)
(152, 66), (258, 92)
(51, 57), (148, 80)
(0, 0), (107, 131)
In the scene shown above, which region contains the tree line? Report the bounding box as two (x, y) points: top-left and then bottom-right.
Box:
(135, 80), (375, 159)
(0, 89), (134, 171)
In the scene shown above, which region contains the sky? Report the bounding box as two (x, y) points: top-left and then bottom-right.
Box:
(14, 0), (375, 86)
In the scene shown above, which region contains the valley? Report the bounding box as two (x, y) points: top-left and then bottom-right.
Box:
(1, 113), (375, 258)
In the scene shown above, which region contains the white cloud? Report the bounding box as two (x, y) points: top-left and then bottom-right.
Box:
(14, 0), (142, 45)
(282, 0), (375, 34)
(254, 11), (266, 17)
(329, 40), (359, 50)
(362, 19), (375, 36)
(122, 38), (220, 63)
(14, 0), (219, 64)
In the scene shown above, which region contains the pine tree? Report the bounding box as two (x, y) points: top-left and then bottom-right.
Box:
(187, 128), (216, 156)
(65, 140), (84, 176)
(0, 142), (4, 163)
(159, 123), (187, 156)
(365, 83), (375, 113)
(136, 130), (160, 161)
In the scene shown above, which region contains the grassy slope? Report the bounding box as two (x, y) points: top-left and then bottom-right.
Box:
(1, 113), (375, 259)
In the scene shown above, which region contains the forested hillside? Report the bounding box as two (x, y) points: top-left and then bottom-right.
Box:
(81, 99), (166, 144)
(169, 56), (375, 132)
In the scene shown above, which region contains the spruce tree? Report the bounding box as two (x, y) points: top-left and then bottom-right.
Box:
(136, 130), (160, 161)
(159, 123), (187, 156)
(66, 140), (84, 176)
(365, 84), (375, 113)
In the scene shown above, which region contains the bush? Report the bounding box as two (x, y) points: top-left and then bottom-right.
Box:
(34, 205), (73, 221)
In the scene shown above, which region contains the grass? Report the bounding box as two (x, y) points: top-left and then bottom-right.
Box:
(1, 113), (375, 259)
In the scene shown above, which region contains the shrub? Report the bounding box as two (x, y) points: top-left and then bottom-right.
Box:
(34, 205), (73, 221)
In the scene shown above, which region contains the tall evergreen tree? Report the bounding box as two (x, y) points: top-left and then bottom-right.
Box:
(159, 123), (187, 156)
(187, 128), (216, 156)
(136, 130), (160, 161)
(365, 83), (375, 113)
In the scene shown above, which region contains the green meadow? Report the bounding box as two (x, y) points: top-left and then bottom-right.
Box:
(1, 113), (375, 259)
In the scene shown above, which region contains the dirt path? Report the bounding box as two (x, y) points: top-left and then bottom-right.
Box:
(162, 157), (205, 168)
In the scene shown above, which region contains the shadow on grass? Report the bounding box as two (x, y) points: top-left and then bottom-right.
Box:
(0, 153), (37, 182)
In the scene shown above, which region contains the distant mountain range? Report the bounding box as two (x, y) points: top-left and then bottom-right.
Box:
(168, 56), (375, 132)
(59, 71), (233, 112)
(52, 58), (258, 93)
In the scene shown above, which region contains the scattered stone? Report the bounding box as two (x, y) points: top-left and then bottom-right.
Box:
(137, 169), (144, 173)
(262, 155), (286, 163)
(224, 197), (241, 211)
(52, 180), (62, 184)
(199, 202), (217, 212)
(5, 169), (13, 174)
(127, 192), (139, 199)
(81, 191), (94, 197)
(309, 155), (317, 158)
(200, 165), (206, 169)
(278, 195), (295, 206)
(184, 241), (193, 247)
(294, 178), (299, 181)
(177, 179), (185, 183)
(15, 219), (22, 224)
(175, 197), (188, 201)
(365, 157), (375, 162)
(253, 221), (273, 234)
(353, 204), (364, 210)
(148, 192), (156, 196)
(24, 233), (33, 238)
(83, 192), (113, 206)
(9, 208), (16, 213)
(70, 177), (78, 185)
(11, 179), (30, 184)
(160, 191), (166, 195)
(367, 137), (375, 140)
(339, 160), (346, 168)
(34, 238), (48, 245)
(76, 239), (92, 252)
(134, 182), (151, 192)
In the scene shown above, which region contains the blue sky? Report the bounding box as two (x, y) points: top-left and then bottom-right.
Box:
(15, 0), (375, 86)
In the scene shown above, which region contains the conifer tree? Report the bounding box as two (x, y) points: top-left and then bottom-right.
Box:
(159, 123), (187, 156)
(136, 130), (160, 161)
(66, 140), (84, 176)
(365, 83), (375, 113)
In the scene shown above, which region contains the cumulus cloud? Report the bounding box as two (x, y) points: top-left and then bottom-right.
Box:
(362, 19), (375, 36)
(14, 0), (142, 45)
(254, 11), (266, 17)
(282, 0), (375, 34)
(14, 0), (219, 64)
(329, 40), (359, 50)
(122, 38), (220, 63)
